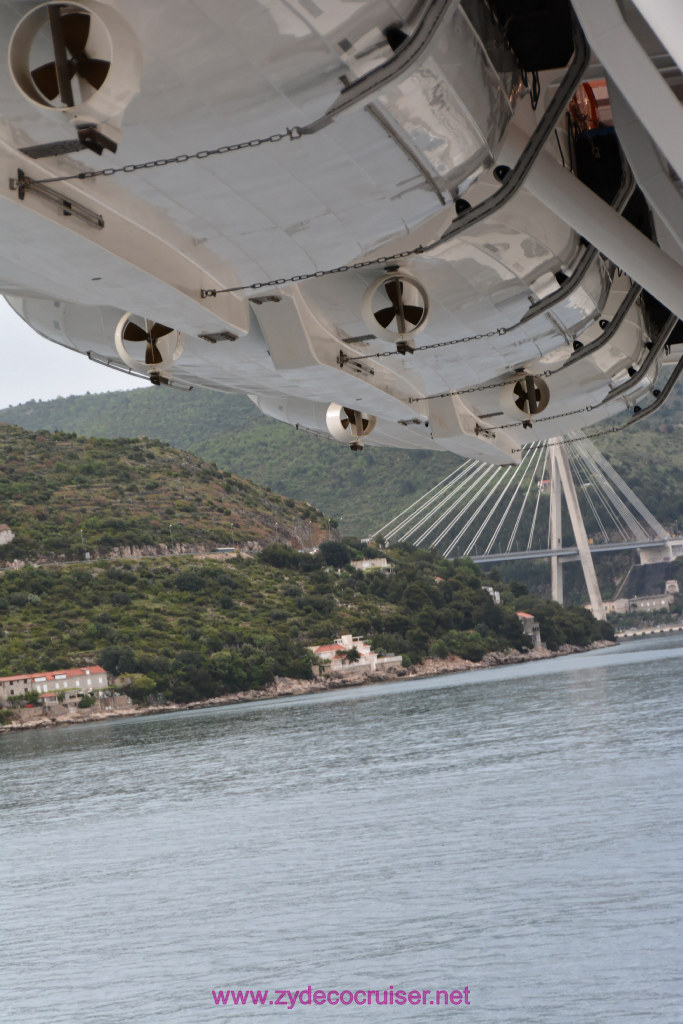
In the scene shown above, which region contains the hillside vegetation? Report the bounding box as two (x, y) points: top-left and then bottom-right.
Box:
(0, 424), (326, 565)
(2, 378), (681, 537)
(0, 389), (456, 536)
(0, 543), (613, 705)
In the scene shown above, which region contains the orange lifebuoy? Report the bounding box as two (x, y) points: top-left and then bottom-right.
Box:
(570, 82), (600, 133)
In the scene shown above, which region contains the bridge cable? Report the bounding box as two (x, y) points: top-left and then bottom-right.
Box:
(518, 445), (545, 552)
(575, 434), (669, 538)
(572, 440), (639, 539)
(411, 462), (494, 548)
(507, 443), (546, 553)
(442, 465), (511, 557)
(482, 453), (536, 556)
(375, 464), (469, 540)
(430, 464), (505, 557)
(567, 443), (615, 541)
(466, 456), (530, 557)
(394, 462), (481, 544)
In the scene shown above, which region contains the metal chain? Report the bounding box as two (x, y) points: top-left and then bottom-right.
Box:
(497, 403), (598, 431)
(201, 246), (429, 296)
(511, 422), (627, 454)
(408, 367), (553, 403)
(343, 327), (511, 364)
(347, 338), (631, 441)
(29, 127), (305, 185)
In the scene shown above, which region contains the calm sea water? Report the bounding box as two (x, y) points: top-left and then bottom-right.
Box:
(2, 636), (682, 1024)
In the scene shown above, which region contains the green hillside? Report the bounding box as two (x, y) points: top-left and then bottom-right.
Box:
(0, 388), (455, 537)
(0, 424), (326, 565)
(1, 375), (681, 536)
(0, 543), (613, 705)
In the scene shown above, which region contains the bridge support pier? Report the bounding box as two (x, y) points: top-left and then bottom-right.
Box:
(549, 441), (606, 620)
(549, 446), (563, 605)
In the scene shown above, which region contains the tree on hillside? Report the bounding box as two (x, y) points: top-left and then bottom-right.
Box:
(319, 540), (351, 568)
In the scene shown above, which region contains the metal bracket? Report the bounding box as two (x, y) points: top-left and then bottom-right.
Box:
(87, 351), (193, 390)
(566, 282), (641, 365)
(198, 330), (238, 343)
(10, 169), (104, 229)
(629, 349), (683, 424)
(302, 0), (455, 134)
(337, 350), (374, 376)
(604, 313), (678, 401)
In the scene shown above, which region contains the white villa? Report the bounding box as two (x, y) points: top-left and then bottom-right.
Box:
(310, 634), (402, 673)
(0, 666), (109, 704)
(349, 557), (391, 573)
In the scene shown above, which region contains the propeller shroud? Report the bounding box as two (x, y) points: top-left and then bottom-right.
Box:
(327, 401), (378, 450)
(114, 313), (184, 377)
(30, 6), (110, 106)
(9, 1), (143, 149)
(326, 403), (378, 451)
(500, 373), (551, 423)
(362, 272), (430, 353)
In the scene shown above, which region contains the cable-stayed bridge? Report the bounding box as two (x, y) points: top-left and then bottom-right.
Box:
(372, 432), (683, 620)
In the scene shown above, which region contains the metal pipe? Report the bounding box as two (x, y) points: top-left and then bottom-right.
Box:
(629, 352), (683, 424)
(603, 313), (677, 400)
(629, 0), (683, 85)
(567, 283), (641, 365)
(520, 163), (634, 324)
(608, 82), (683, 257)
(571, 0), (683, 182)
(505, 126), (683, 322)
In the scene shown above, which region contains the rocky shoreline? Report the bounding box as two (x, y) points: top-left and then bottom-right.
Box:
(1, 640), (616, 733)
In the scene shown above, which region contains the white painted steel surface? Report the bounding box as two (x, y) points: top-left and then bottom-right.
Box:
(0, 0), (682, 463)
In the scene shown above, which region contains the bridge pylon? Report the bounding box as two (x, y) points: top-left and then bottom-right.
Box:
(372, 431), (671, 620)
(548, 440), (605, 620)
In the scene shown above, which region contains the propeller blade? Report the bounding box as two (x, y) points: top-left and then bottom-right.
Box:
(402, 304), (424, 326)
(146, 340), (164, 365)
(384, 279), (403, 306)
(78, 57), (110, 91)
(149, 322), (173, 340)
(31, 61), (60, 100)
(374, 306), (397, 329)
(513, 376), (540, 414)
(61, 12), (91, 59)
(47, 5), (75, 106)
(122, 322), (148, 342)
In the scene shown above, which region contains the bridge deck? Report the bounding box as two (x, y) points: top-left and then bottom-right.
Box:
(469, 538), (677, 564)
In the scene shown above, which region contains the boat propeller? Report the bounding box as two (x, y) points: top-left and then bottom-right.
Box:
(31, 6), (110, 106)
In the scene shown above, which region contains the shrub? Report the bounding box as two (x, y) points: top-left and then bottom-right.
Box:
(429, 638), (449, 659)
(318, 541), (351, 568)
(447, 630), (488, 662)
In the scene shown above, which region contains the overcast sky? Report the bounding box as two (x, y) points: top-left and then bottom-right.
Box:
(0, 299), (146, 411)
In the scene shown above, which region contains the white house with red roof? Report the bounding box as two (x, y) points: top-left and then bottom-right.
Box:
(0, 666), (109, 704)
(310, 635), (402, 673)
